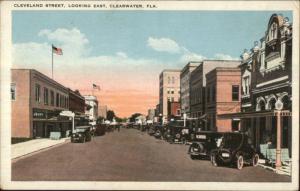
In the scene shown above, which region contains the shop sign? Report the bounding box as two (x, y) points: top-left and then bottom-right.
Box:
(33, 109), (46, 119)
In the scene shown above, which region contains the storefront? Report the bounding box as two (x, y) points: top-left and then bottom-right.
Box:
(218, 110), (292, 169)
(32, 108), (71, 138)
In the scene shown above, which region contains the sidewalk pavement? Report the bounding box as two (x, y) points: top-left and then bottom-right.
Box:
(12, 137), (70, 160)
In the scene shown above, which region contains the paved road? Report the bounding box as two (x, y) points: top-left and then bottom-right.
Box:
(12, 128), (291, 181)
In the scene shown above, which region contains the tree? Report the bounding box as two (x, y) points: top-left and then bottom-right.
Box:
(107, 110), (115, 121)
(129, 113), (142, 122)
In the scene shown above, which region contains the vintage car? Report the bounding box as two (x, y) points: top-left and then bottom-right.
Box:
(153, 125), (166, 139)
(165, 120), (200, 144)
(148, 125), (156, 136)
(188, 131), (224, 160)
(71, 126), (92, 143)
(94, 124), (106, 136)
(210, 132), (259, 170)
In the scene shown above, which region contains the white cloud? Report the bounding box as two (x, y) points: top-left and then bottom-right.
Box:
(180, 47), (206, 63)
(147, 37), (181, 54)
(13, 28), (168, 91)
(214, 53), (239, 60)
(116, 52), (128, 58)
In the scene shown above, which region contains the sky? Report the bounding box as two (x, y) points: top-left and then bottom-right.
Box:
(12, 11), (293, 117)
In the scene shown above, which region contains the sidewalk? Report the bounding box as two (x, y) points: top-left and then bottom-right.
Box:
(12, 137), (70, 159)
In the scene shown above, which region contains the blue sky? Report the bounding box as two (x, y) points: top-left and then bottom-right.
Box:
(13, 11), (292, 61)
(12, 11), (293, 117)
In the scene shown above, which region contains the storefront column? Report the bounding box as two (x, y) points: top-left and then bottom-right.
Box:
(255, 118), (260, 148)
(275, 111), (282, 169)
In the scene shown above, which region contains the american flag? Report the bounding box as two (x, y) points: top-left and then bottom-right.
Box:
(93, 84), (101, 90)
(52, 45), (63, 55)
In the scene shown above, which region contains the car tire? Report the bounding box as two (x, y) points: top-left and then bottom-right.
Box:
(252, 154), (259, 167)
(236, 155), (244, 170)
(211, 154), (218, 167)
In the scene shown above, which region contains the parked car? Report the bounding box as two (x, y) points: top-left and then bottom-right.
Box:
(153, 125), (166, 139)
(71, 126), (92, 143)
(210, 132), (259, 170)
(165, 119), (202, 144)
(188, 131), (224, 160)
(95, 124), (106, 136)
(148, 125), (156, 136)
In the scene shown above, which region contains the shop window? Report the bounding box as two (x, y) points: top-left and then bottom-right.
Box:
(50, 91), (54, 106)
(232, 85), (239, 101)
(56, 93), (60, 107)
(11, 83), (16, 100)
(44, 88), (49, 105)
(35, 84), (41, 102)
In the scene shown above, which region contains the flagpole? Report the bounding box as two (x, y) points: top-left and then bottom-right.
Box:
(51, 44), (53, 79)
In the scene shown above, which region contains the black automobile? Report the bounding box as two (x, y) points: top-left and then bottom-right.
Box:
(210, 132), (259, 170)
(165, 119), (202, 144)
(71, 126), (92, 143)
(188, 131), (224, 160)
(153, 125), (166, 139)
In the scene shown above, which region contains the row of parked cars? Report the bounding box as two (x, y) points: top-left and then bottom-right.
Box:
(70, 124), (106, 143)
(137, 120), (259, 170)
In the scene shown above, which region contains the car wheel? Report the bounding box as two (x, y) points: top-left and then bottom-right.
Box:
(236, 155), (244, 170)
(211, 154), (218, 166)
(252, 154), (259, 167)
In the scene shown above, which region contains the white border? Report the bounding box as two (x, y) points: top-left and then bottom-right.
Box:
(1, 1), (299, 190)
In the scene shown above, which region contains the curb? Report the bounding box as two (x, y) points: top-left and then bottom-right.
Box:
(12, 138), (70, 163)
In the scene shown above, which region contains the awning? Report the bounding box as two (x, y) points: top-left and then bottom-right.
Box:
(218, 110), (292, 119)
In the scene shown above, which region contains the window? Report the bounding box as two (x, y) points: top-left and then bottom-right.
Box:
(50, 91), (54, 106)
(206, 87), (210, 103)
(171, 90), (174, 94)
(232, 85), (239, 101)
(11, 84), (16, 100)
(44, 88), (49, 105)
(212, 86), (216, 102)
(60, 95), (64, 107)
(232, 120), (239, 131)
(176, 109), (181, 116)
(168, 76), (171, 84)
(56, 93), (60, 107)
(172, 76), (175, 84)
(35, 84), (41, 102)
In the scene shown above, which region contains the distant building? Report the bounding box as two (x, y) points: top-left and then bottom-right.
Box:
(68, 89), (85, 114)
(167, 101), (181, 119)
(84, 95), (98, 123)
(159, 69), (181, 117)
(147, 109), (155, 121)
(98, 105), (108, 119)
(68, 89), (86, 126)
(205, 67), (241, 132)
(11, 69), (71, 138)
(180, 62), (200, 117)
(190, 60), (241, 120)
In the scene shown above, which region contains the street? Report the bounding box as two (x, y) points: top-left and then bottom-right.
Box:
(12, 128), (291, 182)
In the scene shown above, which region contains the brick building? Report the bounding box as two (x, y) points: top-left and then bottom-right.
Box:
(190, 60), (241, 120)
(205, 67), (241, 132)
(11, 69), (71, 138)
(167, 101), (181, 120)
